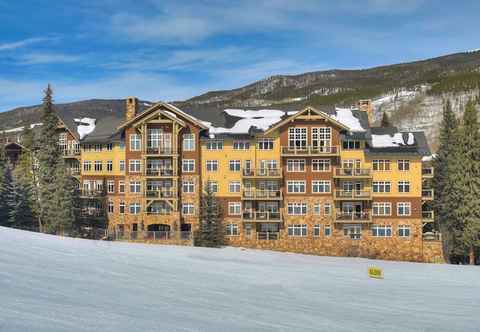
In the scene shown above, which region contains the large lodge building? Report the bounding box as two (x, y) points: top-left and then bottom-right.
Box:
(2, 98), (443, 262)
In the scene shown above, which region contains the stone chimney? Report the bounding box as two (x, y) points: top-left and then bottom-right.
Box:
(126, 96), (138, 120)
(357, 99), (373, 125)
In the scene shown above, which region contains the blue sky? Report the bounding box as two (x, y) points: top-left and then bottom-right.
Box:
(0, 0), (479, 111)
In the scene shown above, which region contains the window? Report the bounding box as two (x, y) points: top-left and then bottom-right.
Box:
(129, 160), (141, 173)
(226, 223), (239, 236)
(84, 144), (92, 152)
(94, 144), (102, 152)
(129, 203), (141, 214)
(324, 203), (332, 216)
(183, 134), (195, 151)
(287, 159), (305, 172)
(119, 160), (125, 172)
(287, 203), (307, 215)
(182, 203), (195, 215)
(95, 181), (103, 191)
(288, 224), (307, 237)
(313, 224), (321, 237)
(229, 181), (241, 193)
(182, 160), (195, 172)
(108, 201), (114, 213)
(129, 181), (141, 193)
(397, 202), (411, 216)
(373, 202), (392, 216)
(206, 181), (218, 193)
(228, 202), (241, 215)
(373, 160), (391, 171)
(343, 225), (361, 239)
(312, 127), (332, 150)
(119, 202), (125, 214)
(119, 181), (125, 194)
(206, 140), (223, 150)
(288, 127), (307, 149)
(257, 138), (274, 150)
(147, 129), (171, 150)
(83, 161), (92, 172)
(373, 181), (391, 193)
(129, 134), (141, 151)
(313, 203), (321, 215)
(312, 180), (331, 193)
(182, 181), (195, 193)
(371, 225), (392, 237)
(206, 160), (218, 172)
(94, 161), (102, 172)
(107, 180), (115, 194)
(324, 225), (332, 236)
(398, 181), (410, 193)
(398, 159), (410, 171)
(106, 143), (113, 151)
(312, 159), (331, 172)
(233, 140), (250, 150)
(342, 140), (360, 150)
(229, 160), (241, 172)
(107, 160), (113, 172)
(287, 181), (306, 193)
(58, 132), (67, 148)
(398, 225), (411, 237)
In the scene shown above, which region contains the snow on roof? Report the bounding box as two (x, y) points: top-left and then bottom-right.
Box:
(0, 122), (43, 134)
(422, 154), (436, 162)
(371, 132), (415, 148)
(74, 118), (96, 139)
(224, 109), (285, 119)
(332, 108), (365, 132)
(163, 110), (177, 118)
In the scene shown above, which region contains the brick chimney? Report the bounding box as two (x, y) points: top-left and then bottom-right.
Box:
(126, 96), (138, 120)
(357, 99), (373, 125)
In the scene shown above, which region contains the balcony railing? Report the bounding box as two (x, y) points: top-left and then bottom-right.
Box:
(335, 212), (371, 223)
(68, 168), (81, 176)
(422, 189), (434, 200)
(145, 190), (176, 199)
(146, 147), (174, 155)
(145, 168), (177, 177)
(62, 148), (81, 157)
(423, 231), (442, 241)
(281, 145), (339, 156)
(79, 209), (105, 218)
(146, 210), (173, 215)
(242, 190), (282, 200)
(242, 211), (282, 222)
(334, 168), (371, 177)
(422, 210), (434, 221)
(111, 231), (192, 241)
(334, 190), (372, 200)
(78, 189), (105, 198)
(242, 168), (282, 178)
(256, 231), (279, 240)
(422, 167), (434, 178)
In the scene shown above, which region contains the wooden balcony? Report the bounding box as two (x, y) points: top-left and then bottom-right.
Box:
(242, 190), (282, 200)
(333, 168), (372, 178)
(334, 212), (371, 223)
(145, 147), (176, 156)
(242, 168), (282, 178)
(280, 145), (339, 157)
(242, 211), (282, 222)
(334, 190), (372, 200)
(78, 189), (105, 198)
(62, 148), (81, 158)
(422, 189), (434, 200)
(422, 210), (434, 223)
(422, 167), (434, 178)
(145, 168), (177, 177)
(145, 189), (177, 199)
(79, 209), (105, 218)
(67, 168), (81, 176)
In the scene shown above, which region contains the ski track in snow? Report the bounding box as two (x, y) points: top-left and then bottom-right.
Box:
(0, 227), (479, 332)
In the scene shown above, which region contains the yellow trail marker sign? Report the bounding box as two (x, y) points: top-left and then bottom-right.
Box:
(368, 266), (384, 279)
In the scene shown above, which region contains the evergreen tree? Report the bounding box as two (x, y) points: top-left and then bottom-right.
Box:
(381, 112), (391, 127)
(195, 184), (223, 247)
(37, 85), (60, 232)
(459, 99), (480, 264)
(46, 159), (76, 235)
(7, 169), (34, 229)
(0, 141), (11, 224)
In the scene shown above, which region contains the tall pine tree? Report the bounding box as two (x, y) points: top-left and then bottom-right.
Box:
(7, 168), (35, 229)
(195, 184), (223, 247)
(37, 85), (61, 232)
(0, 140), (11, 224)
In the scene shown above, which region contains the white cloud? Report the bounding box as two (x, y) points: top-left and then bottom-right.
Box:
(0, 37), (52, 52)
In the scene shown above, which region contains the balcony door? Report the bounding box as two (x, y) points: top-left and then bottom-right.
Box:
(288, 127), (307, 150)
(312, 127), (331, 151)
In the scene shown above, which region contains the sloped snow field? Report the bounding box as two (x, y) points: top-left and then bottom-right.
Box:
(0, 227), (479, 332)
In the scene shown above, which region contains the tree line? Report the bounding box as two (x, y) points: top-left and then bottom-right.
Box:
(434, 98), (480, 264)
(0, 86), (78, 235)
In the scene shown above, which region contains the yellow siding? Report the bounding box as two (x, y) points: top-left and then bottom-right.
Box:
(81, 143), (126, 177)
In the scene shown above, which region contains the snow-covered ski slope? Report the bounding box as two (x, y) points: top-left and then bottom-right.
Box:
(0, 227), (479, 332)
